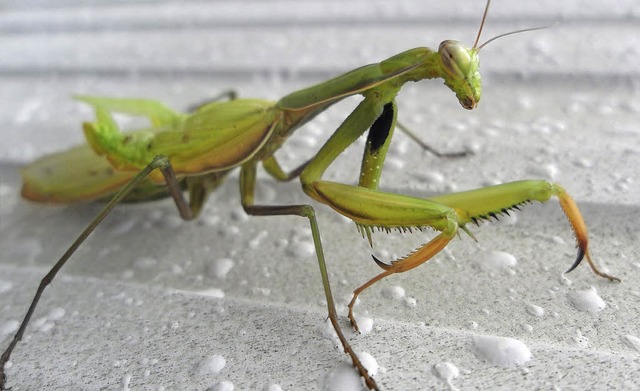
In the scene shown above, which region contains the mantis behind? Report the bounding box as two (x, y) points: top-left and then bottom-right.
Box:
(1, 1), (620, 390)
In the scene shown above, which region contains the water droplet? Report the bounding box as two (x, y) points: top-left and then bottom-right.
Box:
(567, 287), (606, 313)
(121, 374), (132, 391)
(190, 288), (225, 298)
(352, 314), (373, 335)
(249, 230), (268, 249)
(1, 320), (19, 336)
(432, 361), (460, 390)
(317, 318), (340, 347)
(207, 381), (234, 391)
(359, 351), (379, 376)
(201, 214), (221, 226)
(196, 354), (226, 375)
(475, 251), (517, 270)
(384, 157), (405, 172)
(252, 287), (271, 297)
(320, 363), (366, 391)
(414, 171), (444, 188)
(382, 285), (405, 301)
(552, 236), (566, 245)
(403, 297), (417, 307)
(230, 208), (249, 223)
(621, 335), (640, 352)
(15, 98), (43, 124)
(388, 138), (408, 155)
(47, 307), (66, 321)
(286, 235), (315, 258)
(111, 218), (136, 236)
(525, 303), (545, 317)
(472, 335), (532, 368)
(262, 384), (283, 391)
(572, 329), (589, 348)
(32, 314), (55, 333)
(559, 274), (572, 286)
(221, 225), (240, 236)
(597, 103), (615, 115)
(0, 280), (13, 294)
(527, 163), (559, 180)
(207, 258), (234, 280)
(573, 158), (593, 168)
(133, 257), (158, 269)
(113, 359), (127, 367)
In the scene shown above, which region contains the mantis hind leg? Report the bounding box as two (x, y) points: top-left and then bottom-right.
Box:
(0, 156), (202, 390)
(240, 161), (379, 391)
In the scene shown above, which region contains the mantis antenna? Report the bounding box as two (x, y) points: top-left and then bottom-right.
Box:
(477, 26), (548, 50)
(472, 0), (492, 49)
(472, 0), (548, 51)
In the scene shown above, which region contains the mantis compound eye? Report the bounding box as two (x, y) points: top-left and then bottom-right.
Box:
(439, 40), (473, 79)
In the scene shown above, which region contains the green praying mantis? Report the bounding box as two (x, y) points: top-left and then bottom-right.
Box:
(0, 1), (621, 390)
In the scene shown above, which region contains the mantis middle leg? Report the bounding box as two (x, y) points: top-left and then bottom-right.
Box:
(240, 159), (380, 391)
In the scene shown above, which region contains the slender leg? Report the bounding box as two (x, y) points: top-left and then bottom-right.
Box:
(240, 162), (379, 391)
(0, 156), (193, 390)
(262, 155), (312, 182)
(396, 121), (471, 158)
(187, 89), (239, 112)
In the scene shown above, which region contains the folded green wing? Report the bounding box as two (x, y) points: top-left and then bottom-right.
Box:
(21, 144), (158, 203)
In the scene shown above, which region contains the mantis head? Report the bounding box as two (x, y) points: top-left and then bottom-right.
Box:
(438, 40), (481, 110)
(437, 0), (545, 110)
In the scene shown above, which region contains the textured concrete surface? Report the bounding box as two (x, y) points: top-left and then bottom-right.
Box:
(1, 1), (639, 390)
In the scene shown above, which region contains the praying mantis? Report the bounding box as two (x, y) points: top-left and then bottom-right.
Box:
(0, 1), (621, 390)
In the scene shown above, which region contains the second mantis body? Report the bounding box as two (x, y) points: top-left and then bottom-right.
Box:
(1, 1), (620, 390)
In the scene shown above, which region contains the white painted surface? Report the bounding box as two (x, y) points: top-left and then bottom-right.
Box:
(1, 1), (639, 390)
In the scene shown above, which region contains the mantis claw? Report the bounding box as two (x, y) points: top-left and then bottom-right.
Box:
(566, 247), (585, 274)
(566, 247), (620, 282)
(371, 254), (392, 270)
(555, 186), (621, 282)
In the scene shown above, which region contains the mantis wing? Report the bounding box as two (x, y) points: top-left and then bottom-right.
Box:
(150, 99), (280, 174)
(83, 99), (281, 181)
(21, 144), (162, 203)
